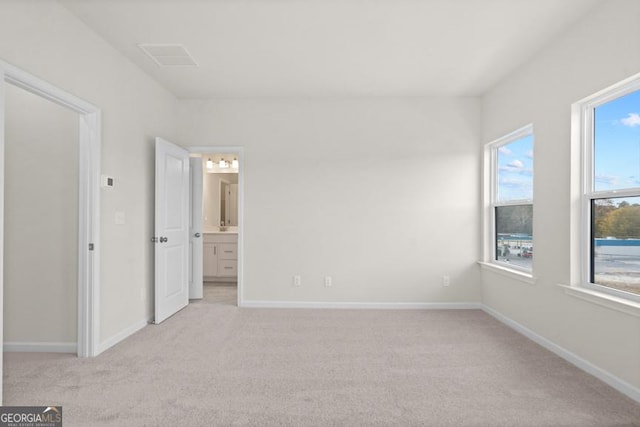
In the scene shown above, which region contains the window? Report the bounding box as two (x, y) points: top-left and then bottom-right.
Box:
(582, 82), (640, 299)
(487, 125), (534, 272)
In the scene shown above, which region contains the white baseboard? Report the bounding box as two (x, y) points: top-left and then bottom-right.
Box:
(4, 342), (77, 353)
(482, 304), (640, 404)
(241, 300), (482, 310)
(96, 317), (151, 355)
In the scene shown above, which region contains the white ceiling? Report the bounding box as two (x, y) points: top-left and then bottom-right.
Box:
(59, 0), (603, 99)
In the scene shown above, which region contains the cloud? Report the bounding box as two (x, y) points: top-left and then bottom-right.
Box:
(498, 177), (533, 199)
(526, 150), (534, 159)
(499, 167), (532, 177)
(499, 159), (527, 173)
(621, 113), (640, 127)
(595, 174), (618, 185)
(498, 146), (512, 155)
(499, 177), (528, 187)
(627, 176), (640, 186)
(508, 159), (524, 169)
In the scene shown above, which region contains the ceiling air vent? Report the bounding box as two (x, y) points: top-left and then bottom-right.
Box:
(138, 43), (198, 67)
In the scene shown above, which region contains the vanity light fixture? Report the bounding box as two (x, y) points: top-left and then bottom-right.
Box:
(206, 158), (214, 169)
(231, 158), (239, 169)
(219, 158), (229, 168)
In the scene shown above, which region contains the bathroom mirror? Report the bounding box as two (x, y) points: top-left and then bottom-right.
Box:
(202, 156), (239, 231)
(219, 178), (238, 226)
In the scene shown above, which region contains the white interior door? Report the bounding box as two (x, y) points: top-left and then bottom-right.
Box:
(189, 157), (203, 299)
(154, 137), (190, 324)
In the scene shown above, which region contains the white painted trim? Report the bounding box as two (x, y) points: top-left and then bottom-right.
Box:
(478, 261), (536, 285)
(558, 284), (640, 318)
(80, 111), (101, 358)
(483, 124), (534, 274)
(188, 146), (244, 308)
(4, 342), (77, 353)
(241, 300), (482, 310)
(482, 304), (640, 404)
(96, 317), (151, 355)
(2, 62), (97, 114)
(0, 61), (6, 402)
(0, 60), (101, 362)
(573, 73), (640, 305)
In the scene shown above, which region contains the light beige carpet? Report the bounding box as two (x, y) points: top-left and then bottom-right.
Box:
(4, 294), (640, 426)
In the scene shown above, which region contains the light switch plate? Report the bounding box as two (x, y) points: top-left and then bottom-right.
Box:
(115, 211), (125, 225)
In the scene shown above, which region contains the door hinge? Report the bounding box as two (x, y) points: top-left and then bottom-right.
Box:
(89, 243), (95, 251)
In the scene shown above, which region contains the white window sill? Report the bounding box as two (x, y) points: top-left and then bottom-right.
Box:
(478, 261), (536, 285)
(557, 284), (640, 318)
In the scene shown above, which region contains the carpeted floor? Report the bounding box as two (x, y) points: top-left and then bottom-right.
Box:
(4, 287), (640, 426)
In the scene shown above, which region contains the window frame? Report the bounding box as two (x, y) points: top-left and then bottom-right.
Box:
(580, 78), (640, 303)
(486, 124), (534, 274)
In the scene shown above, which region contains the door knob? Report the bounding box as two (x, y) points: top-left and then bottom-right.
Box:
(160, 236), (168, 243)
(194, 233), (201, 238)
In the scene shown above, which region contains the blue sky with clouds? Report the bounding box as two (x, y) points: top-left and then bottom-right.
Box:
(594, 90), (640, 194)
(497, 134), (534, 202)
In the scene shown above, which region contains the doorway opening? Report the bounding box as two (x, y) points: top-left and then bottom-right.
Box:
(189, 148), (243, 307)
(0, 59), (101, 401)
(4, 84), (79, 353)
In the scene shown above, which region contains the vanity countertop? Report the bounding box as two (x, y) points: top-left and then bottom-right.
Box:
(203, 228), (238, 235)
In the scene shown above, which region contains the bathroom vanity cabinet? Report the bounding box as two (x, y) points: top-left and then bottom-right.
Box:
(203, 233), (238, 281)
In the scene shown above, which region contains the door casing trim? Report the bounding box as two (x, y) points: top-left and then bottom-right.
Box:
(0, 60), (101, 380)
(188, 146), (244, 307)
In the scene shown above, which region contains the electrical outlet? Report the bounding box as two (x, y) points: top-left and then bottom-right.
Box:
(293, 275), (302, 287)
(443, 275), (450, 287)
(324, 276), (333, 287)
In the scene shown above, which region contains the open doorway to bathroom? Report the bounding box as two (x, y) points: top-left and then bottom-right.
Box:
(190, 152), (242, 306)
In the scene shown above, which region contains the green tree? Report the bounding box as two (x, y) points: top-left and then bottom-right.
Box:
(594, 201), (640, 239)
(496, 205), (532, 235)
(608, 205), (640, 238)
(593, 199), (616, 237)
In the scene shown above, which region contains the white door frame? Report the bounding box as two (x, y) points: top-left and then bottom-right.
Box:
(189, 157), (204, 299)
(188, 146), (244, 306)
(0, 60), (101, 368)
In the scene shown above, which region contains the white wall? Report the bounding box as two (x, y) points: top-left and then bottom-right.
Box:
(0, 1), (178, 348)
(4, 84), (77, 346)
(178, 97), (482, 304)
(482, 0), (640, 391)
